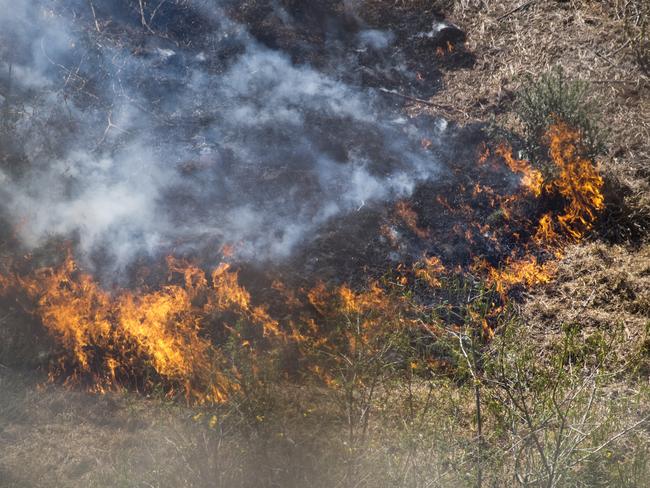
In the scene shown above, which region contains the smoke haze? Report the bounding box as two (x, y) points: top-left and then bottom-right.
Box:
(0, 0), (450, 274)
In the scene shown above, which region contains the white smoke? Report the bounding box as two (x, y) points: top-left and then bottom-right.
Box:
(0, 0), (445, 272)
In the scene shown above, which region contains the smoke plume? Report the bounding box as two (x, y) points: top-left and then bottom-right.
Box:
(0, 0), (448, 274)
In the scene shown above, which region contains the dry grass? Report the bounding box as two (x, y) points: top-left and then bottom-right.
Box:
(0, 370), (214, 487)
(1, 2), (649, 487)
(0, 368), (480, 488)
(522, 242), (650, 362)
(0, 370), (337, 488)
(406, 0), (650, 356)
(410, 0), (649, 222)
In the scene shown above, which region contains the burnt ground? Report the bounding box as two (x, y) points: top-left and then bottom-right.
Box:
(0, 1), (525, 288)
(0, 0), (484, 286)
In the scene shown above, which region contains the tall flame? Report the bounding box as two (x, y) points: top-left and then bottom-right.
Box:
(0, 254), (286, 403)
(546, 121), (604, 239)
(477, 121), (604, 299)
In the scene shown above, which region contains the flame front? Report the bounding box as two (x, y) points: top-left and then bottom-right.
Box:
(546, 122), (605, 239)
(0, 254), (286, 403)
(0, 122), (606, 401)
(481, 121), (605, 296)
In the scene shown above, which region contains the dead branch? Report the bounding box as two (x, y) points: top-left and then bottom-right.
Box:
(88, 0), (101, 33)
(378, 87), (457, 112)
(138, 0), (155, 34)
(497, 1), (537, 22)
(149, 1), (168, 26)
(572, 413), (650, 467)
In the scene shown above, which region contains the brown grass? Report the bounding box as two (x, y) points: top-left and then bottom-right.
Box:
(0, 370), (341, 488)
(0, 368), (481, 488)
(412, 0), (650, 231)
(522, 242), (650, 360)
(407, 0), (650, 357)
(1, 2), (649, 487)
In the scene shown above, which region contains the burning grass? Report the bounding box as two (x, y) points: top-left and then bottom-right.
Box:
(0, 254), (287, 404)
(0, 2), (648, 485)
(0, 121), (607, 405)
(420, 0), (650, 242)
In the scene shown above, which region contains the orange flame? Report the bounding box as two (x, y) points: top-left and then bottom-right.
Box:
(0, 254), (287, 403)
(546, 122), (604, 239)
(395, 200), (429, 239)
(495, 143), (544, 197)
(485, 255), (555, 298)
(414, 256), (446, 288)
(435, 41), (455, 57)
(0, 121), (607, 399)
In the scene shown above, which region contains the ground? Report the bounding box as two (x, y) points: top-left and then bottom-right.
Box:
(435, 0), (649, 360)
(1, 1), (649, 487)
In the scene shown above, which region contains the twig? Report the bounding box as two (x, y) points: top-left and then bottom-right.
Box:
(88, 0), (101, 33)
(572, 413), (650, 466)
(497, 0), (537, 21)
(378, 87), (455, 111)
(96, 110), (131, 147)
(610, 38), (632, 56)
(39, 39), (98, 101)
(594, 50), (618, 68)
(149, 0), (168, 26)
(138, 0), (155, 34)
(589, 79), (641, 83)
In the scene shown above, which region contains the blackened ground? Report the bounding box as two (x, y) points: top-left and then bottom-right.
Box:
(230, 0), (474, 97)
(0, 0), (479, 283)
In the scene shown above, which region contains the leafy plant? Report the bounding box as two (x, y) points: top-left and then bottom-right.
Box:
(516, 67), (604, 171)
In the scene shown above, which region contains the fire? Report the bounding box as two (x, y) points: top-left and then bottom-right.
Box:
(0, 120), (607, 400)
(484, 255), (555, 298)
(0, 253), (286, 403)
(492, 121), (604, 243)
(546, 121), (604, 239)
(495, 143), (544, 197)
(339, 281), (387, 315)
(477, 143), (490, 165)
(472, 121), (604, 300)
(394, 200), (429, 239)
(534, 212), (558, 246)
(414, 256), (446, 288)
(436, 41), (455, 57)
(302, 277), (423, 378)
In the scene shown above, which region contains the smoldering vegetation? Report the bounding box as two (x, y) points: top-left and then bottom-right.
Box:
(0, 0), (473, 280)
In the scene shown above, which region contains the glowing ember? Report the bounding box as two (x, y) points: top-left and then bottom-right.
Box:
(395, 200), (430, 239)
(414, 256), (446, 288)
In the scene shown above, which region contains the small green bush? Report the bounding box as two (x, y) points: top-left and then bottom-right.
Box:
(516, 67), (604, 168)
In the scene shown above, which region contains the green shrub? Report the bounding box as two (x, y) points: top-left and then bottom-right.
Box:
(516, 67), (604, 169)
